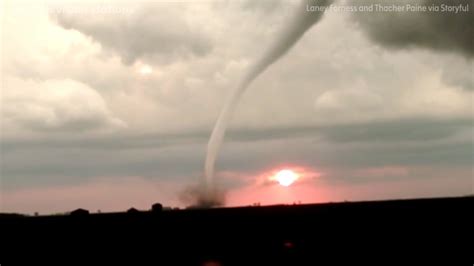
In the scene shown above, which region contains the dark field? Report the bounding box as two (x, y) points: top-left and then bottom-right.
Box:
(2, 197), (472, 264)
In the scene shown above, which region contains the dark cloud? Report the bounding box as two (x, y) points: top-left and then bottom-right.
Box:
(2, 116), (471, 190)
(3, 116), (469, 152)
(352, 0), (473, 57)
(227, 117), (471, 143)
(319, 118), (472, 142)
(1, 141), (205, 189)
(240, 0), (288, 13)
(50, 3), (213, 64)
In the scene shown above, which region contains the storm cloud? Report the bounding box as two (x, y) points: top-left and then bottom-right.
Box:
(1, 0), (473, 213)
(50, 2), (213, 64)
(352, 0), (473, 57)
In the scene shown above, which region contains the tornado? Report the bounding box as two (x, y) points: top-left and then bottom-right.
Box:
(204, 0), (333, 198)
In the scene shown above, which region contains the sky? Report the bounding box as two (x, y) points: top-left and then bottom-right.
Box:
(1, 0), (473, 214)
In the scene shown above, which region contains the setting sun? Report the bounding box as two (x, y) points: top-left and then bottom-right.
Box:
(274, 169), (299, 187)
(138, 65), (153, 75)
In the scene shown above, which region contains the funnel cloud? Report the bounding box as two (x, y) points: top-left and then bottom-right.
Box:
(204, 0), (334, 198)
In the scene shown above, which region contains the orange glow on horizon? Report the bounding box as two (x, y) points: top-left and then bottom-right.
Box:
(272, 169), (299, 187)
(226, 166), (325, 206)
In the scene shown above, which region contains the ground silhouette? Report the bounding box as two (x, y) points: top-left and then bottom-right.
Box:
(1, 197), (471, 264)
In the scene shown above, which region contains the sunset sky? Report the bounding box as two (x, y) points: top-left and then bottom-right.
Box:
(1, 0), (472, 214)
